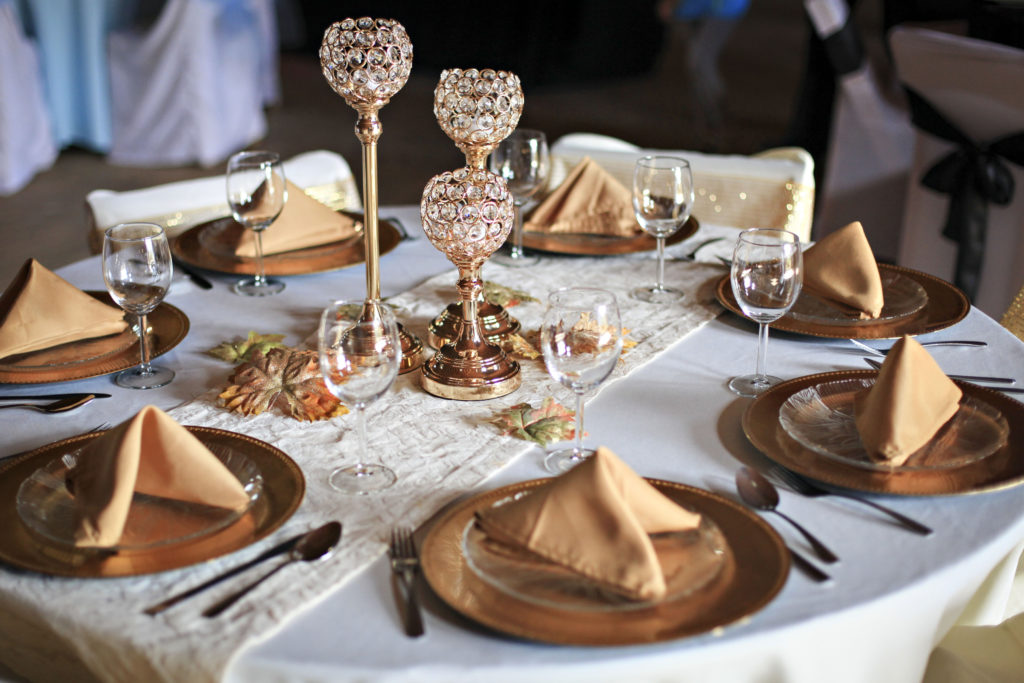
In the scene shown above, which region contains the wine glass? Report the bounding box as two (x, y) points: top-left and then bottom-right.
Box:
(102, 222), (174, 389)
(318, 300), (402, 494)
(728, 228), (803, 398)
(489, 128), (549, 267)
(226, 150), (287, 296)
(540, 287), (623, 473)
(630, 155), (694, 304)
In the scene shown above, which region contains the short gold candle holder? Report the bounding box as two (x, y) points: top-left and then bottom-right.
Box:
(426, 68), (525, 349)
(320, 17), (423, 374)
(420, 167), (521, 400)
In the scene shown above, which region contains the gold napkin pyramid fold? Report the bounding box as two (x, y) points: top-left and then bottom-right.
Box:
(68, 405), (251, 548)
(234, 180), (360, 257)
(0, 259), (128, 360)
(802, 221), (884, 319)
(854, 336), (963, 466)
(524, 157), (638, 237)
(474, 447), (701, 601)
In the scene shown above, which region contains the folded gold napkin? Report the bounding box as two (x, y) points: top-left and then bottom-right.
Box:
(474, 447), (701, 601)
(802, 221), (884, 319)
(0, 259), (128, 360)
(523, 157), (638, 236)
(234, 180), (360, 257)
(854, 336), (963, 466)
(68, 405), (251, 548)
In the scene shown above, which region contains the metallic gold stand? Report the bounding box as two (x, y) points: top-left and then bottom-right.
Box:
(320, 17), (422, 373)
(426, 291), (520, 348)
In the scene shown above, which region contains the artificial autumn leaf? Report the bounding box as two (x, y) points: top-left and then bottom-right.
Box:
(492, 397), (577, 446)
(483, 280), (538, 308)
(219, 347), (348, 422)
(501, 332), (541, 360)
(207, 331), (287, 364)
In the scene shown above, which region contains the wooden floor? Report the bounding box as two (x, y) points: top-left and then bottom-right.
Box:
(1, 0), (853, 281)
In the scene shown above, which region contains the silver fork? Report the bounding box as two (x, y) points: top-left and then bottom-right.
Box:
(849, 338), (987, 357)
(674, 236), (725, 261)
(388, 527), (424, 637)
(764, 462), (932, 535)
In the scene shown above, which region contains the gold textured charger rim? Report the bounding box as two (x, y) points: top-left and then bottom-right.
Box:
(0, 426), (304, 577)
(0, 294), (189, 385)
(715, 263), (970, 339)
(421, 477), (788, 646)
(520, 216), (699, 256)
(743, 370), (1024, 496)
(171, 211), (401, 276)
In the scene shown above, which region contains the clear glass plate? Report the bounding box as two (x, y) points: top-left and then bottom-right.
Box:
(778, 378), (1010, 471)
(789, 271), (928, 326)
(463, 492), (730, 612)
(16, 445), (263, 551)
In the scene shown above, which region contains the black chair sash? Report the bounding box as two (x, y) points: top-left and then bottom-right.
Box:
(903, 87), (1024, 301)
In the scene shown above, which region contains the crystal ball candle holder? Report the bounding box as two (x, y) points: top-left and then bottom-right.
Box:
(427, 68), (525, 349)
(320, 17), (423, 374)
(419, 166), (521, 400)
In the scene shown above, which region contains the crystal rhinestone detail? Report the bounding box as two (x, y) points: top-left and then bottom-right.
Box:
(433, 68), (523, 149)
(420, 168), (514, 263)
(320, 17), (412, 106)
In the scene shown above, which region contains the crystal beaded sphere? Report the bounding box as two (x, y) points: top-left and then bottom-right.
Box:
(320, 17), (412, 106)
(433, 68), (523, 149)
(420, 167), (514, 264)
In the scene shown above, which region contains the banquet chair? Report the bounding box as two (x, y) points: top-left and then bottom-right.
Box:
(106, 0), (272, 168)
(802, 0), (914, 261)
(85, 150), (360, 253)
(890, 25), (1024, 318)
(0, 0), (57, 195)
(549, 133), (815, 242)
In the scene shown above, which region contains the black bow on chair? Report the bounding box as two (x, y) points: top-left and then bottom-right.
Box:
(903, 87), (1024, 301)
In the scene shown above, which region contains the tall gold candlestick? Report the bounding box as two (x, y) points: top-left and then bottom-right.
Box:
(320, 17), (423, 373)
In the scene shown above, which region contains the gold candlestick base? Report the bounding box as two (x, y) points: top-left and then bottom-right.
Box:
(427, 299), (520, 349)
(397, 324), (423, 374)
(421, 337), (521, 400)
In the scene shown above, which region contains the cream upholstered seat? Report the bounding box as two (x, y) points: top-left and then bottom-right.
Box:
(0, 0), (57, 195)
(106, 0), (275, 168)
(85, 150), (360, 253)
(549, 133), (815, 242)
(890, 25), (1024, 318)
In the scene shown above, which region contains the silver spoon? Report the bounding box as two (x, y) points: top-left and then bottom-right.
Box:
(0, 395), (98, 413)
(202, 521), (342, 617)
(736, 467), (839, 564)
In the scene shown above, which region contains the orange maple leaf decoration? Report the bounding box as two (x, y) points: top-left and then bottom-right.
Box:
(219, 347), (349, 422)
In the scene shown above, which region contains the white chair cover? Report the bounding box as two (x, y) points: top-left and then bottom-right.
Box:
(891, 26), (1024, 317)
(550, 132), (815, 242)
(803, 0), (914, 261)
(85, 150), (361, 252)
(107, 0), (272, 168)
(0, 0), (57, 195)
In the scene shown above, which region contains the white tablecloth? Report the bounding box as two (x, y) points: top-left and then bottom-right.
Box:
(2, 206), (1024, 682)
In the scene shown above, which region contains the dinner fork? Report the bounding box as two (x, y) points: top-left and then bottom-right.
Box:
(388, 527), (424, 637)
(763, 462), (932, 535)
(862, 357), (1020, 387)
(849, 338), (987, 357)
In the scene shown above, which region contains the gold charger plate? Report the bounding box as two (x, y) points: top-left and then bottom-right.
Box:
(421, 478), (787, 645)
(715, 264), (970, 339)
(0, 293), (189, 385)
(171, 211), (401, 276)
(0, 426), (304, 577)
(743, 370), (1024, 496)
(520, 216), (699, 256)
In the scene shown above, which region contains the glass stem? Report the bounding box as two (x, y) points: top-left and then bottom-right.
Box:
(355, 403), (369, 468)
(137, 312), (152, 374)
(573, 391), (584, 459)
(253, 229), (267, 286)
(510, 203), (525, 259)
(756, 322), (770, 381)
(655, 236), (666, 291)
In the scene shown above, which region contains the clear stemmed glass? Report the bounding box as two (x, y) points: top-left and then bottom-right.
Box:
(318, 300), (402, 494)
(630, 155), (694, 303)
(728, 228), (803, 398)
(489, 128), (549, 267)
(226, 150), (287, 296)
(102, 222), (174, 389)
(540, 287), (623, 474)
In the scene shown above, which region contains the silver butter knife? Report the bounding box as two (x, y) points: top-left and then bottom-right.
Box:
(0, 393), (111, 401)
(862, 358), (1022, 389)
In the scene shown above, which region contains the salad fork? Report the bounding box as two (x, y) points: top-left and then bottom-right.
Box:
(388, 527), (424, 637)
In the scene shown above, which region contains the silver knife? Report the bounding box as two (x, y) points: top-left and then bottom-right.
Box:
(0, 393), (111, 401)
